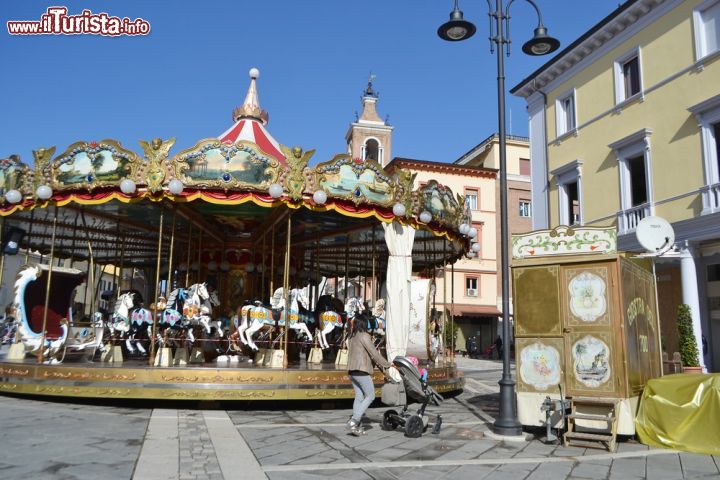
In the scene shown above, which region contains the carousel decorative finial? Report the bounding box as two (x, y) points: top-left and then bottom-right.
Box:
(232, 67), (269, 124)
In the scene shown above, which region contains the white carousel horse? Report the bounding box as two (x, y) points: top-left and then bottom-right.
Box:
(111, 291), (152, 354)
(232, 301), (255, 346)
(315, 295), (346, 350)
(244, 288), (313, 351)
(184, 283), (222, 336)
(12, 265), (70, 362)
(371, 298), (386, 336)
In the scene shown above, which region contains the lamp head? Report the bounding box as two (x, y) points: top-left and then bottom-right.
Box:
(437, 1), (476, 42)
(522, 26), (560, 56)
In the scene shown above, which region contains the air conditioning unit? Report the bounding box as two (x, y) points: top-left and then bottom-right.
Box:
(467, 289), (477, 296)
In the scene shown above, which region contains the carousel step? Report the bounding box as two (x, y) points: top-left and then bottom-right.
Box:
(564, 431), (614, 441)
(563, 439), (614, 450)
(567, 413), (615, 422)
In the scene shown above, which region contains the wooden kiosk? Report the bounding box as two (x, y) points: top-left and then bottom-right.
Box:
(511, 226), (662, 442)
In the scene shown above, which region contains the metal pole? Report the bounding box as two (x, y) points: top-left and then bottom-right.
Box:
(38, 207), (58, 364)
(270, 225), (275, 297)
(166, 210), (177, 296)
(24, 209), (35, 265)
(493, 0), (522, 436)
(118, 236), (125, 298)
(450, 260), (455, 364)
(149, 205), (165, 365)
(0, 217), (5, 299)
(442, 238), (447, 364)
(185, 224), (192, 287)
(344, 235), (349, 302)
(261, 234), (266, 301)
(372, 225), (377, 306)
(196, 231), (202, 285)
(283, 214), (291, 367)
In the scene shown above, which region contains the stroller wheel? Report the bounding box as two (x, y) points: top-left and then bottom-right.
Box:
(404, 414), (424, 438)
(382, 409), (399, 431)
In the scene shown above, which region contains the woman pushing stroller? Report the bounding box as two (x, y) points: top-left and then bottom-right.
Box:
(346, 313), (393, 436)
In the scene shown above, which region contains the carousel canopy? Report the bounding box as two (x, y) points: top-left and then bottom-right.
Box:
(0, 69), (472, 277)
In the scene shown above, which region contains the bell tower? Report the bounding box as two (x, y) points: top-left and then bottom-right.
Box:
(346, 75), (394, 167)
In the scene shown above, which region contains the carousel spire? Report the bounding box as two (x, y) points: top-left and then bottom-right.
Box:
(232, 67), (269, 124)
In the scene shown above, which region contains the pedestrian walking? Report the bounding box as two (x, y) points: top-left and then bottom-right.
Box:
(346, 313), (392, 436)
(494, 335), (503, 359)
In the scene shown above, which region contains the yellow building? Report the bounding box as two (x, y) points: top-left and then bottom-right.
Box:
(512, 0), (720, 371)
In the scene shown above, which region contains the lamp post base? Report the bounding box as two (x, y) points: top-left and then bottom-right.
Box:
(493, 377), (523, 436)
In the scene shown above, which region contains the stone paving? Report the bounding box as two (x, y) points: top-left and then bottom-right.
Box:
(0, 357), (718, 479)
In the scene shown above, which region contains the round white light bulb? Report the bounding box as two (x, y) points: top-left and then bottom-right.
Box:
(467, 227), (478, 239)
(36, 185), (53, 200)
(5, 189), (22, 204)
(472, 242), (481, 252)
(249, 67), (260, 79)
(269, 183), (283, 199)
(419, 211), (432, 223)
(256, 264), (264, 273)
(168, 179), (184, 195)
(459, 223), (470, 235)
(392, 203), (406, 217)
(120, 179), (136, 195)
(467, 251), (476, 258)
(245, 262), (255, 273)
(313, 189), (327, 205)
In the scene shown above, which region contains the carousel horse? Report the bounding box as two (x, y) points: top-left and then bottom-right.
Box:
(315, 294), (346, 350)
(231, 300), (254, 347)
(243, 288), (313, 351)
(110, 291), (152, 355)
(184, 283), (222, 335)
(12, 266), (70, 362)
(371, 298), (386, 336)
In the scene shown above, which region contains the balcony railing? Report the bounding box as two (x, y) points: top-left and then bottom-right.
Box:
(618, 202), (652, 234)
(701, 182), (720, 215)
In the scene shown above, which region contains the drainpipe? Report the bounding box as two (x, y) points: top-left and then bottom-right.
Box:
(532, 79), (552, 228)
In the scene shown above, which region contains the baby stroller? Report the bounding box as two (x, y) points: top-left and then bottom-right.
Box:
(381, 356), (444, 438)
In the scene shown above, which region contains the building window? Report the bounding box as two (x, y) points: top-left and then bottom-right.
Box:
(555, 90), (576, 136)
(551, 160), (583, 226)
(689, 94), (720, 213)
(614, 47), (643, 104)
(627, 154), (648, 206)
(519, 158), (531, 176)
(465, 189), (478, 210)
(519, 200), (532, 217)
(609, 129), (654, 231)
(465, 277), (478, 297)
(694, 0), (720, 60)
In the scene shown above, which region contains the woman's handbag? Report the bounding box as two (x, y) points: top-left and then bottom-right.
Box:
(335, 345), (348, 366)
(307, 347), (323, 364)
(381, 380), (406, 406)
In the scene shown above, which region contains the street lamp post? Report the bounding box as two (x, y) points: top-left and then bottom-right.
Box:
(438, 0), (560, 436)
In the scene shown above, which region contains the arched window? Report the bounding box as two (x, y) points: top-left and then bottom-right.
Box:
(364, 139), (380, 162)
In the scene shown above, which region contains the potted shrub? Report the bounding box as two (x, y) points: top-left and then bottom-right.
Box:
(677, 304), (703, 374)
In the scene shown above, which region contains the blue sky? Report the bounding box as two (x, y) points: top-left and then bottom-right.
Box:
(1, 1), (618, 165)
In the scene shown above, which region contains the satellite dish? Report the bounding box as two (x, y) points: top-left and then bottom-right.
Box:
(636, 216), (675, 255)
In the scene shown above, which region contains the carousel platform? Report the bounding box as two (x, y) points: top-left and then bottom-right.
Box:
(0, 355), (464, 401)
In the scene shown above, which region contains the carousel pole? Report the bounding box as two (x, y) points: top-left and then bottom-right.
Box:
(38, 206), (58, 364)
(117, 236), (126, 298)
(0, 217), (5, 299)
(315, 235), (320, 307)
(442, 238), (447, 364)
(24, 209), (35, 265)
(149, 205), (165, 365)
(196, 231), (203, 285)
(261, 234), (266, 301)
(68, 213), (79, 269)
(450, 257), (455, 363)
(344, 236), (349, 303)
(166, 209), (177, 296)
(270, 225), (275, 297)
(283, 214), (292, 367)
(185, 224), (192, 287)
(371, 225), (376, 307)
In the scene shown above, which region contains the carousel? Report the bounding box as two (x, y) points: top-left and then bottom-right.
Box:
(0, 69), (469, 401)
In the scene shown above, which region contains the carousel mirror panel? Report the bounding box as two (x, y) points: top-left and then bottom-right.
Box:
(513, 265), (562, 337)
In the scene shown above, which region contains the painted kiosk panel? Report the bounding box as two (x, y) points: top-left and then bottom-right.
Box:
(512, 226), (661, 435)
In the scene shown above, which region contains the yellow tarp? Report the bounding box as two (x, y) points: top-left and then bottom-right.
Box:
(635, 373), (720, 455)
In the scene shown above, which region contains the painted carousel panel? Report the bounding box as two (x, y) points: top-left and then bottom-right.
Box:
(316, 156), (395, 206)
(512, 226), (617, 259)
(50, 140), (140, 190)
(516, 337), (564, 393)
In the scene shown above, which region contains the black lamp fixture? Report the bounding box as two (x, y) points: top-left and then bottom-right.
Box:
(437, 0), (477, 41)
(437, 0), (560, 438)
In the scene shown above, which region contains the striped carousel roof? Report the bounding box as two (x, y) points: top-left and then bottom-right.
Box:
(218, 68), (286, 165)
